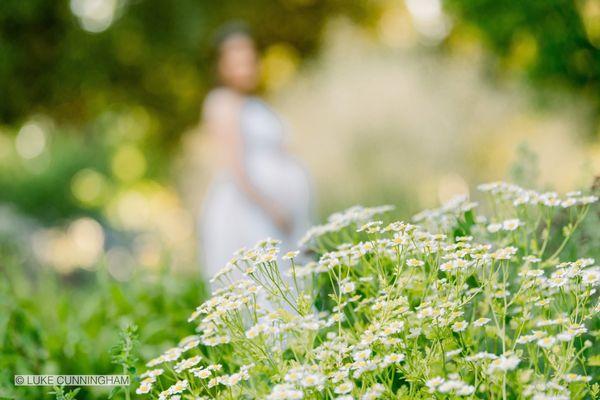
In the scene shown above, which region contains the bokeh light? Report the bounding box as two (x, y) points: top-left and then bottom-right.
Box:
(377, 4), (415, 48)
(70, 0), (119, 33)
(579, 0), (600, 48)
(15, 121), (47, 160)
(404, 0), (451, 44)
(111, 145), (147, 182)
(71, 168), (109, 206)
(261, 43), (300, 92)
(32, 217), (105, 273)
(68, 217), (105, 266)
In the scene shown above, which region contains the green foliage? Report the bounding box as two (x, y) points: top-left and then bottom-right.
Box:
(0, 126), (108, 223)
(0, 0), (376, 141)
(567, 177), (600, 261)
(507, 145), (600, 263)
(0, 260), (206, 399)
(50, 386), (80, 400)
(111, 324), (139, 375)
(110, 324), (139, 399)
(444, 0), (600, 130)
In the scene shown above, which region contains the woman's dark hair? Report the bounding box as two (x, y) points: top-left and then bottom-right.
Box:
(212, 21), (254, 56)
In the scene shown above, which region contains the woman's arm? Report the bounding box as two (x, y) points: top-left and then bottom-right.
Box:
(203, 90), (291, 234)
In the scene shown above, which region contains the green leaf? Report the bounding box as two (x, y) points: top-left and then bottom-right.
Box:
(108, 386), (121, 399)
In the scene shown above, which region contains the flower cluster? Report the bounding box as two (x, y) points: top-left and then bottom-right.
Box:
(138, 182), (598, 399)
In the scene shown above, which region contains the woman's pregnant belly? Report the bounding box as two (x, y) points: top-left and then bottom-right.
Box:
(246, 152), (311, 215)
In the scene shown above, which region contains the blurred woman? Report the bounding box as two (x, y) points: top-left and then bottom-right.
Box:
(199, 25), (312, 282)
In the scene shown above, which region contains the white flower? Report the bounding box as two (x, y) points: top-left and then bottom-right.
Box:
(334, 381), (354, 394)
(340, 280), (356, 294)
(563, 373), (591, 383)
(192, 368), (212, 379)
(383, 353), (405, 365)
(219, 372), (244, 387)
(361, 383), (385, 400)
(301, 373), (325, 388)
(445, 349), (462, 359)
(487, 223), (502, 233)
(178, 335), (200, 351)
(145, 355), (164, 367)
(428, 376), (474, 396)
(537, 337), (556, 349)
(487, 354), (520, 373)
(452, 320), (468, 332)
(136, 381), (152, 394)
(283, 250), (300, 260)
(473, 318), (491, 327)
(174, 355), (201, 373)
(556, 332), (573, 342)
(581, 269), (600, 286)
(456, 385), (475, 396)
(502, 219), (521, 231)
(267, 383), (304, 400)
(407, 327), (422, 338)
(161, 347), (183, 362)
(246, 323), (266, 339)
(353, 348), (372, 361)
(406, 258), (424, 267)
(140, 368), (164, 379)
(580, 195), (598, 204)
(465, 352), (498, 362)
(492, 246), (517, 260)
(426, 377), (445, 392)
(167, 379), (188, 395)
(524, 256), (541, 263)
(561, 198), (578, 208)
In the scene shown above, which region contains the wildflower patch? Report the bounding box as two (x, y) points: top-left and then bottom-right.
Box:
(138, 182), (599, 399)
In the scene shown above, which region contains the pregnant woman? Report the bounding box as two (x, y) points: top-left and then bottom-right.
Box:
(199, 25), (312, 282)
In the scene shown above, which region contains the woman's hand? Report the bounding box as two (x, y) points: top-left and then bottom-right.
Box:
(265, 203), (293, 235)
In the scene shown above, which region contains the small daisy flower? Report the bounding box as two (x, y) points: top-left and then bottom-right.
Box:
(283, 250), (300, 260)
(334, 381), (354, 394)
(487, 354), (520, 373)
(136, 381), (153, 394)
(502, 219), (521, 231)
(340, 280), (356, 294)
(487, 223), (502, 233)
(563, 373), (591, 383)
(537, 336), (556, 349)
(168, 379), (188, 395)
(452, 320), (468, 332)
(473, 318), (491, 327)
(406, 258), (424, 267)
(383, 353), (405, 365)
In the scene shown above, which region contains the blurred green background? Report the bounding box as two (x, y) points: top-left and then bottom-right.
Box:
(1, 0), (599, 398)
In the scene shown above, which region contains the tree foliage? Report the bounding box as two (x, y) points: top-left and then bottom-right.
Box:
(445, 0), (600, 130)
(0, 0), (375, 143)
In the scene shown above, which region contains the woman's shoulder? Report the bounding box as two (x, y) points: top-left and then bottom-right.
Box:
(205, 87), (244, 108)
(203, 87), (246, 121)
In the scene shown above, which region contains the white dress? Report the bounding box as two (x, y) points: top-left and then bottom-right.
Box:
(199, 92), (312, 281)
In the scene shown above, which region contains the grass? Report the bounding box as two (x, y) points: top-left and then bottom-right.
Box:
(0, 253), (206, 399)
